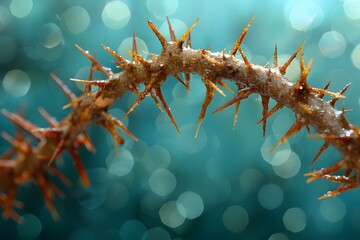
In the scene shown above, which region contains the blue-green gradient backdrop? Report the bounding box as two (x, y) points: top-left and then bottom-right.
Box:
(1, 0), (360, 239)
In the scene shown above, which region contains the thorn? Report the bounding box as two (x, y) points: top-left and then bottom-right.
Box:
(202, 54), (223, 69)
(38, 108), (58, 127)
(195, 75), (215, 138)
(212, 86), (253, 114)
(207, 81), (226, 97)
(69, 78), (109, 87)
(1, 132), (30, 153)
(149, 90), (164, 112)
(298, 102), (314, 114)
(329, 83), (351, 106)
(84, 52), (97, 93)
(305, 161), (345, 185)
(36, 174), (60, 220)
(125, 49), (151, 68)
(69, 150), (90, 187)
(229, 14), (255, 55)
(233, 101), (240, 130)
(155, 87), (180, 134)
(148, 20), (168, 47)
(107, 114), (138, 142)
(218, 80), (234, 93)
(122, 77), (158, 120)
(311, 142), (329, 166)
(317, 80), (332, 99)
(166, 16), (177, 41)
(178, 18), (200, 48)
(261, 96), (269, 137)
(273, 44), (278, 68)
(50, 73), (76, 101)
(0, 159), (16, 169)
(186, 32), (191, 48)
(74, 44), (109, 76)
(49, 167), (72, 187)
(132, 31), (138, 58)
(48, 138), (65, 166)
(102, 44), (128, 65)
(32, 128), (63, 139)
(185, 73), (191, 92)
(238, 47), (254, 73)
(318, 184), (355, 200)
(172, 74), (187, 87)
(1, 109), (42, 140)
(271, 120), (304, 152)
(279, 43), (304, 75)
(61, 97), (82, 110)
(294, 57), (313, 93)
(77, 132), (96, 153)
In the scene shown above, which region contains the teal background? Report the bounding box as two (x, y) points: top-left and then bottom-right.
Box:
(1, 0), (360, 239)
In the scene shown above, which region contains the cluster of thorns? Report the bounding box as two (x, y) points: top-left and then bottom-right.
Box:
(0, 16), (358, 222)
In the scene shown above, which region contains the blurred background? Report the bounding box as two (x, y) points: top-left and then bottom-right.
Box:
(1, 0), (360, 239)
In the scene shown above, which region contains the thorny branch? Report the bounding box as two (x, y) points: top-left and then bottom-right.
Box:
(0, 16), (359, 221)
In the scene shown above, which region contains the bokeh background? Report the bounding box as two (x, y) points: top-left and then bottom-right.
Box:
(1, 0), (360, 239)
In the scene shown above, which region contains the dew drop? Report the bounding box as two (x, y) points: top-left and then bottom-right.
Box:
(222, 205), (249, 232)
(159, 201), (185, 228)
(283, 207), (306, 233)
(16, 214), (42, 240)
(149, 169), (176, 196)
(61, 6), (90, 34)
(146, 0), (179, 20)
(319, 31), (346, 59)
(3, 69), (31, 97)
(176, 191), (204, 219)
(10, 0), (33, 18)
(39, 23), (63, 49)
(102, 1), (131, 29)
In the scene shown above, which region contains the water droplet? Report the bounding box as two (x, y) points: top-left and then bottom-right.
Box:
(149, 169), (176, 196)
(222, 205), (249, 232)
(285, 1), (324, 31)
(319, 31), (346, 58)
(351, 44), (360, 69)
(10, 0), (33, 18)
(176, 191), (204, 219)
(320, 197), (346, 223)
(17, 214), (42, 239)
(142, 145), (171, 172)
(39, 23), (63, 49)
(159, 201), (185, 228)
(343, 0), (360, 20)
(3, 69), (31, 97)
(146, 0), (179, 20)
(268, 232), (289, 240)
(142, 227), (171, 240)
(258, 183), (284, 210)
(260, 135), (291, 165)
(283, 207), (306, 233)
(61, 6), (90, 34)
(272, 151), (301, 179)
(102, 1), (131, 29)
(106, 149), (134, 176)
